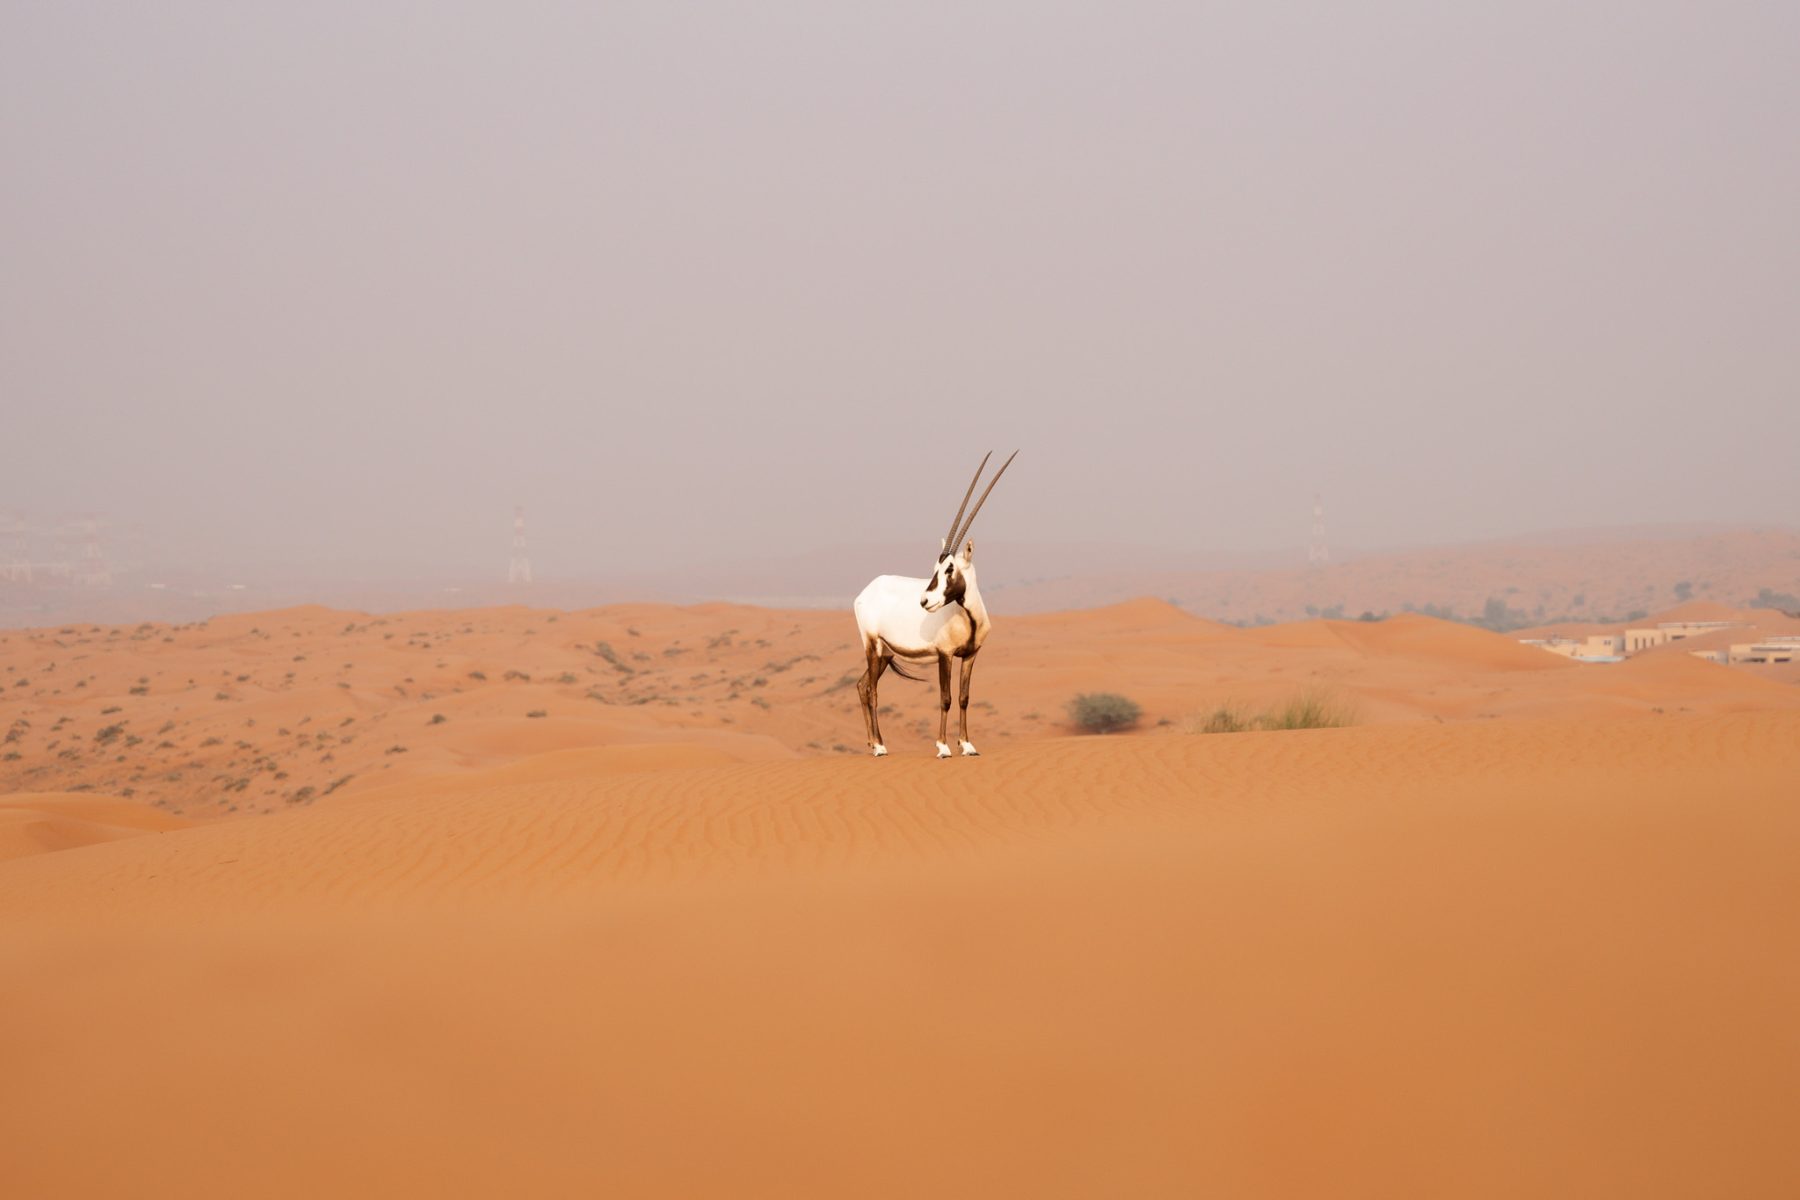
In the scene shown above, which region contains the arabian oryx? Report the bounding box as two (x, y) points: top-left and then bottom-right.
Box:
(852, 451), (1018, 758)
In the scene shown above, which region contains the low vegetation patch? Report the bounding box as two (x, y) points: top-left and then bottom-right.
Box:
(1186, 688), (1358, 734)
(1192, 703), (1256, 734)
(1067, 693), (1143, 734)
(1260, 689), (1358, 730)
(1746, 586), (1800, 613)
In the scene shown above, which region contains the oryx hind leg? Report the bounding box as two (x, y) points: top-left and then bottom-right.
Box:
(857, 639), (890, 756)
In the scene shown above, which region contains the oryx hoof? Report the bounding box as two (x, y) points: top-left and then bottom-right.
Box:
(960, 741), (979, 757)
(871, 744), (887, 758)
(935, 742), (952, 759)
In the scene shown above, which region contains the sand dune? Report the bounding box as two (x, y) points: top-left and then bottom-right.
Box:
(5, 599), (1797, 820)
(4, 600), (1799, 1196)
(989, 526), (1800, 623)
(0, 792), (190, 862)
(3, 712), (1797, 1197)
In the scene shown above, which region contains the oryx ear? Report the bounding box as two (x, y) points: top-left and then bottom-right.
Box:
(939, 537), (949, 560)
(964, 540), (975, 562)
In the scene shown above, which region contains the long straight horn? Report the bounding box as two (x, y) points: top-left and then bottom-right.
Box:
(951, 449), (1018, 550)
(941, 451), (992, 556)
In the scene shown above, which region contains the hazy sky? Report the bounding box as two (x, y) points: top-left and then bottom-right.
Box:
(4, 2), (1796, 580)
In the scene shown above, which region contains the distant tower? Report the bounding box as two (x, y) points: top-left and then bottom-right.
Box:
(70, 513), (113, 587)
(1307, 494), (1329, 566)
(508, 505), (532, 584)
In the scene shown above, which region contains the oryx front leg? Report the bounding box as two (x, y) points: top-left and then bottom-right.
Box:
(935, 653), (953, 758)
(957, 653), (980, 755)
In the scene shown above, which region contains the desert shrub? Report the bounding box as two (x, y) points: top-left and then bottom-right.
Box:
(1067, 693), (1142, 734)
(429, 713), (447, 725)
(1191, 688), (1357, 734)
(591, 642), (633, 674)
(1188, 704), (1254, 734)
(1747, 586), (1800, 613)
(467, 670), (488, 681)
(1259, 688), (1357, 731)
(526, 710), (548, 719)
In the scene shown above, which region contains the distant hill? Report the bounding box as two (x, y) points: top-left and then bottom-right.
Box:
(985, 525), (1800, 626)
(4, 524), (1797, 630)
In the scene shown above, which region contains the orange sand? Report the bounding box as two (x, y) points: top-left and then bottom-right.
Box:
(3, 602), (1798, 1196)
(6, 598), (1796, 820)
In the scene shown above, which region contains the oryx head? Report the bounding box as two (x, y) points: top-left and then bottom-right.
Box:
(921, 451), (1017, 612)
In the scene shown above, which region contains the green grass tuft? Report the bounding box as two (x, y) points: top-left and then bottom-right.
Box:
(1188, 688), (1357, 734)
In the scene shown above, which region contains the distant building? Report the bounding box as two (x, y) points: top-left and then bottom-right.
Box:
(1522, 634), (1626, 663)
(1718, 636), (1800, 665)
(1524, 620), (1748, 664)
(1621, 620), (1740, 653)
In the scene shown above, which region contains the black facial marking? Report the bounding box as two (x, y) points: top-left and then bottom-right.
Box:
(944, 566), (967, 607)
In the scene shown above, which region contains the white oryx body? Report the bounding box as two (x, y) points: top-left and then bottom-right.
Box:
(853, 567), (990, 667)
(853, 452), (1015, 759)
(853, 572), (993, 658)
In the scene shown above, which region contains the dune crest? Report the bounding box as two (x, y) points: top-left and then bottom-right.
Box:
(0, 793), (191, 862)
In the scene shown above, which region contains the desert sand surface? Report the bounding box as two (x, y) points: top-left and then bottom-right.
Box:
(3, 600), (1799, 1197)
(7, 597), (1799, 821)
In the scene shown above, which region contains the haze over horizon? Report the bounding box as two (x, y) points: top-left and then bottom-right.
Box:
(6, 3), (1797, 583)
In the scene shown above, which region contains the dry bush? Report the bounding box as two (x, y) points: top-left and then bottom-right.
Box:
(1188, 688), (1357, 734)
(1067, 693), (1142, 734)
